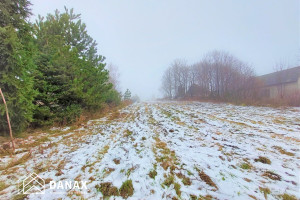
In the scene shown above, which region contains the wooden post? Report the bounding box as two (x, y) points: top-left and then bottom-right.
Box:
(0, 88), (15, 152)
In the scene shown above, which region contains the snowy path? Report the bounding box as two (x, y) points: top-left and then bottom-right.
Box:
(0, 102), (299, 200)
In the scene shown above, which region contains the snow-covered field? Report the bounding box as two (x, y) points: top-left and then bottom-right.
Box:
(0, 101), (299, 200)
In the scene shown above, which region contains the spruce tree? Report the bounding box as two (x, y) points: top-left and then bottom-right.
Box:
(124, 89), (132, 101)
(0, 0), (36, 135)
(33, 8), (113, 125)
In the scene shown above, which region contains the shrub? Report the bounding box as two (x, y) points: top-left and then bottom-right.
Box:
(105, 89), (121, 106)
(57, 104), (82, 125)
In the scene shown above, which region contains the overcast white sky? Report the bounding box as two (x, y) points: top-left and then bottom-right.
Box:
(30, 0), (299, 100)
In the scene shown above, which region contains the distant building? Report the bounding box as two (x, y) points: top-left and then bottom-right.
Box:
(257, 66), (300, 98)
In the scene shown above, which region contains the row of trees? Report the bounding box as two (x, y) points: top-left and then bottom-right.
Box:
(0, 1), (121, 136)
(161, 51), (257, 101)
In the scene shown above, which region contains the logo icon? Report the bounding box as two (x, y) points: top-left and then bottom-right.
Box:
(18, 173), (45, 194)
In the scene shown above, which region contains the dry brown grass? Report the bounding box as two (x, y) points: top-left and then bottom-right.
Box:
(0, 152), (31, 172)
(124, 129), (133, 137)
(95, 182), (119, 197)
(33, 160), (51, 173)
(243, 178), (252, 182)
(273, 146), (295, 156)
(81, 145), (110, 173)
(174, 182), (181, 197)
(197, 169), (218, 190)
(102, 168), (115, 178)
(67, 190), (85, 199)
(113, 158), (120, 165)
(161, 161), (176, 171)
(248, 194), (258, 199)
(176, 172), (191, 186)
(119, 179), (134, 199)
(0, 102), (130, 156)
(0, 181), (8, 192)
(109, 111), (121, 120)
(163, 175), (174, 187)
(259, 187), (271, 199)
(176, 121), (186, 126)
(155, 139), (167, 149)
(262, 171), (281, 181)
(272, 116), (286, 124)
(97, 145), (109, 160)
(149, 169), (157, 179)
(280, 193), (297, 200)
(78, 102), (130, 125)
(152, 134), (179, 174)
(199, 194), (214, 200)
(254, 156), (271, 164)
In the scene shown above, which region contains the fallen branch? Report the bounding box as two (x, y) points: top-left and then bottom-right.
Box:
(0, 88), (15, 153)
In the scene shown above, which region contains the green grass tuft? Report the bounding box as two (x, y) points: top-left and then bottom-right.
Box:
(240, 162), (252, 170)
(119, 179), (134, 199)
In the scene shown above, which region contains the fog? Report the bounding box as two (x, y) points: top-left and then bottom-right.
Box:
(30, 0), (299, 100)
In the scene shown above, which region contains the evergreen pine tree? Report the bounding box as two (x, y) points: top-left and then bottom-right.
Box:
(0, 0), (36, 135)
(33, 8), (113, 125)
(124, 89), (132, 100)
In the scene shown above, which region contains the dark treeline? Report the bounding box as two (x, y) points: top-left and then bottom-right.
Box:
(0, 1), (121, 136)
(161, 51), (258, 101)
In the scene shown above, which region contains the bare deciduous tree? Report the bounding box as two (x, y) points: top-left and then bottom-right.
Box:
(161, 67), (174, 99)
(161, 51), (255, 102)
(107, 63), (121, 92)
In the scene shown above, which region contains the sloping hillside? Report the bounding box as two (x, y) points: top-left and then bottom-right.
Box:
(0, 102), (299, 200)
